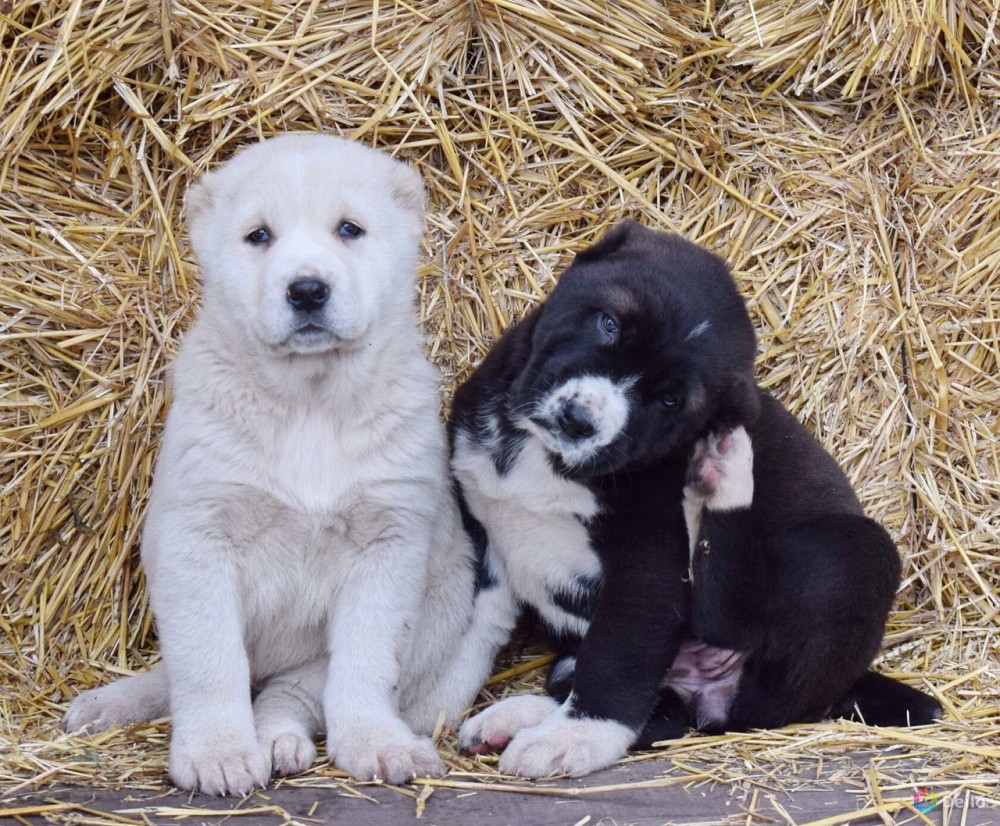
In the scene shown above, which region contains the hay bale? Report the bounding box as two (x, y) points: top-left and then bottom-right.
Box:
(720, 0), (999, 96)
(1, 0), (998, 808)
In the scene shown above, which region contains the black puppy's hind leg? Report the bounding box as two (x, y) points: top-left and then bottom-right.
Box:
(633, 688), (690, 749)
(831, 670), (942, 727)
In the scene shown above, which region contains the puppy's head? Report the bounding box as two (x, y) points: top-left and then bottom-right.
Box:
(186, 133), (425, 356)
(511, 220), (758, 476)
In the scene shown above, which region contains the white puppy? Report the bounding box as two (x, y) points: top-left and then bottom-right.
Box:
(64, 134), (507, 795)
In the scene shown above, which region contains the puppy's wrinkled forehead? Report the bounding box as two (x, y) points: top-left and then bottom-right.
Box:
(187, 133), (423, 235)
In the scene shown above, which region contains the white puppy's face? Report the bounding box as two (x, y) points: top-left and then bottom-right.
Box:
(186, 133), (425, 356)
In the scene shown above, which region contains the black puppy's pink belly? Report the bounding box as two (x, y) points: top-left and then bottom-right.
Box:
(662, 639), (746, 727)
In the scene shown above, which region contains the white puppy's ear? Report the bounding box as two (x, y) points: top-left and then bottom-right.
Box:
(184, 172), (222, 267)
(390, 163), (426, 218)
(184, 172), (218, 224)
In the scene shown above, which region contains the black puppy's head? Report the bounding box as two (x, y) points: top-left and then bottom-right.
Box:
(510, 220), (758, 477)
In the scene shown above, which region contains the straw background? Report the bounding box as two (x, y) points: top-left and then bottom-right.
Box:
(2, 0), (998, 818)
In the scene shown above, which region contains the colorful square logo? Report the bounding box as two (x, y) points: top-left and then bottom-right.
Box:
(914, 787), (942, 814)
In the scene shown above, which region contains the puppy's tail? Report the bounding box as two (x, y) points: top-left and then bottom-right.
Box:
(831, 670), (941, 727)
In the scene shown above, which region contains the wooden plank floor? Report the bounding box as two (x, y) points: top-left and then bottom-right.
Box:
(5, 755), (970, 826)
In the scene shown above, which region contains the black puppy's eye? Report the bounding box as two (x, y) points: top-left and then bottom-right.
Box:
(338, 221), (365, 239)
(662, 396), (679, 409)
(597, 312), (619, 341)
(245, 226), (271, 246)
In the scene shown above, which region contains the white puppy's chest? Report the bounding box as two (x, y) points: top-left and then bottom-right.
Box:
(163, 398), (414, 647)
(452, 432), (601, 636)
(266, 408), (358, 511)
(239, 409), (402, 554)
(223, 397), (395, 514)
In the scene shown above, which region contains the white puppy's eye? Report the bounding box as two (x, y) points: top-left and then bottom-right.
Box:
(597, 311), (619, 342)
(245, 227), (271, 246)
(338, 221), (365, 239)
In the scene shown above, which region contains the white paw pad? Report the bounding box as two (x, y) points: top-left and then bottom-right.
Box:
(458, 694), (560, 755)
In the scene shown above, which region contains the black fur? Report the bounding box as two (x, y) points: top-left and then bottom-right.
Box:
(450, 220), (940, 752)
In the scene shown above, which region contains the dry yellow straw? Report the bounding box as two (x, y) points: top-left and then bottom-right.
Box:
(1, 0), (998, 816)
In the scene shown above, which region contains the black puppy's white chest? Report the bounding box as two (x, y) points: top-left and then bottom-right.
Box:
(451, 427), (603, 641)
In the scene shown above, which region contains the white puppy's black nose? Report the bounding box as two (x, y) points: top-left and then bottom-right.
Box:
(556, 399), (596, 440)
(286, 279), (330, 312)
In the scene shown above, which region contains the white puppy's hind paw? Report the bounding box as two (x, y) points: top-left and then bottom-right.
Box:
(267, 731), (317, 778)
(329, 721), (445, 784)
(498, 711), (633, 778)
(169, 731), (270, 796)
(457, 694), (560, 755)
(64, 690), (124, 735)
(64, 680), (159, 734)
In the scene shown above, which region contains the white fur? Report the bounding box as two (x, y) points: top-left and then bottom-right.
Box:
(522, 374), (633, 467)
(63, 668), (170, 734)
(64, 134), (498, 794)
(684, 319), (711, 341)
(451, 431), (600, 638)
(682, 493), (703, 562)
(251, 660), (325, 778)
(704, 427), (754, 512)
(497, 694), (634, 778)
(402, 571), (521, 735)
(548, 656), (577, 687)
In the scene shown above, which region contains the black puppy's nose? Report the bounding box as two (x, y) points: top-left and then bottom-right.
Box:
(286, 279), (330, 312)
(555, 400), (596, 440)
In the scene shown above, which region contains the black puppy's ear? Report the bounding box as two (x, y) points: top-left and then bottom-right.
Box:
(716, 371), (760, 430)
(574, 219), (644, 263)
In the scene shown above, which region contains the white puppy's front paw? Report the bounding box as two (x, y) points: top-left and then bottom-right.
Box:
(686, 426), (754, 511)
(458, 694), (560, 755)
(328, 720), (445, 784)
(498, 712), (633, 778)
(169, 728), (270, 796)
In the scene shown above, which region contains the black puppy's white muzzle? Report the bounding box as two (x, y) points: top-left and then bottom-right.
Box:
(519, 375), (634, 469)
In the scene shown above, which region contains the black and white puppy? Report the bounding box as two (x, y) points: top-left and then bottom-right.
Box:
(450, 220), (941, 778)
